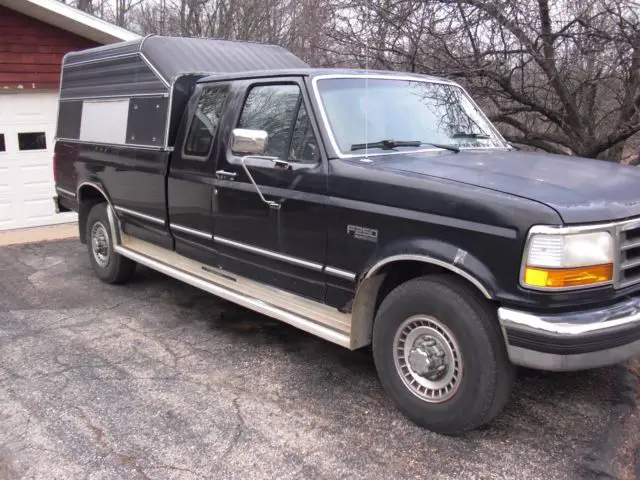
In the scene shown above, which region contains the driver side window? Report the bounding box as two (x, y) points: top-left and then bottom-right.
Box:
(235, 83), (320, 164)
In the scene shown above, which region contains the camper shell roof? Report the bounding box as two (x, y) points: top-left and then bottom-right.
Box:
(57, 35), (307, 149)
(60, 35), (308, 100)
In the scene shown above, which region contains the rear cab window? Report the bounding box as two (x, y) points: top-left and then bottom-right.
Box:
(183, 86), (229, 159)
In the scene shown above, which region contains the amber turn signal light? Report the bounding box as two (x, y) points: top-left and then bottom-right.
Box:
(524, 264), (613, 288)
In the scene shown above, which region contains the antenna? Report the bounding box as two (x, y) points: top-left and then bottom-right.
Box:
(364, 0), (369, 160)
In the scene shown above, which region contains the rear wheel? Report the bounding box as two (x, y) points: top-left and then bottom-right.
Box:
(86, 203), (136, 284)
(372, 275), (515, 435)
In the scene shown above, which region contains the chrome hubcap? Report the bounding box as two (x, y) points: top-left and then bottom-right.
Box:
(91, 222), (110, 268)
(393, 315), (463, 403)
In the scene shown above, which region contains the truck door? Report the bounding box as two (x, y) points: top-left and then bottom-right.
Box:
(167, 84), (229, 264)
(211, 78), (328, 301)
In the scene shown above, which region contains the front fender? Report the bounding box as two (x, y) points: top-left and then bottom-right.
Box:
(360, 237), (497, 298)
(348, 238), (497, 349)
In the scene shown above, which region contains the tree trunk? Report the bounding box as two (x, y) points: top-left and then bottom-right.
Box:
(77, 0), (92, 13)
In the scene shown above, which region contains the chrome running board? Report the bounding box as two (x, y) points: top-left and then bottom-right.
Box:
(114, 234), (353, 348)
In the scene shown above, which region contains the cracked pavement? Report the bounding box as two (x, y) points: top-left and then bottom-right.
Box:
(0, 239), (632, 479)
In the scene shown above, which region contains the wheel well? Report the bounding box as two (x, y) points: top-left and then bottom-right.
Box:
(350, 260), (493, 349)
(373, 261), (447, 315)
(77, 185), (108, 244)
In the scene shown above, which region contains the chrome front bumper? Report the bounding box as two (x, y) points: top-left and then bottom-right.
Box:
(498, 297), (640, 371)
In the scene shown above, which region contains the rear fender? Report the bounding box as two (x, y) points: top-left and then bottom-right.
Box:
(76, 181), (115, 244)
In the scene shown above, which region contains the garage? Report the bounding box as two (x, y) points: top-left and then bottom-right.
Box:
(0, 0), (138, 231)
(0, 92), (73, 229)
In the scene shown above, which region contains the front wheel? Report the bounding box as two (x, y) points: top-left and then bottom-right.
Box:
(86, 203), (136, 284)
(372, 275), (515, 435)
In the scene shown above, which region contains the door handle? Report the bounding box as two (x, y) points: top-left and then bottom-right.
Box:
(272, 159), (292, 170)
(216, 170), (237, 180)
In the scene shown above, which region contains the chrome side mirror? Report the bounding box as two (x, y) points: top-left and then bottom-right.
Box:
(230, 128), (280, 210)
(231, 128), (268, 155)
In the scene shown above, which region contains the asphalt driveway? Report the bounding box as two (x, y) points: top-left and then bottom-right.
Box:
(0, 239), (637, 479)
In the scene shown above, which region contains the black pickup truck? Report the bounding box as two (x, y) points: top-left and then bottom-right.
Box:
(53, 35), (640, 435)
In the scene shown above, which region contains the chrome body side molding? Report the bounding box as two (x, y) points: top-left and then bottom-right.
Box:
(212, 235), (356, 280)
(114, 206), (165, 226)
(213, 235), (324, 272)
(324, 266), (356, 282)
(170, 223), (212, 240)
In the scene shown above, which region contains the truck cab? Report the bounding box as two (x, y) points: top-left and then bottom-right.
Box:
(54, 36), (640, 435)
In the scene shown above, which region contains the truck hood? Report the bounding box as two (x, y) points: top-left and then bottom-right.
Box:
(373, 150), (640, 224)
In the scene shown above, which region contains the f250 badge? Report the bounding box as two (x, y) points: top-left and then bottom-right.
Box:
(347, 225), (379, 243)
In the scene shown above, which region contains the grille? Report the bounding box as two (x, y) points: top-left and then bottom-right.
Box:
(618, 221), (640, 288)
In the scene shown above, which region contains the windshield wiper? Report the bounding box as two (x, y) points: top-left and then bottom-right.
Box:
(451, 132), (491, 139)
(350, 139), (460, 153)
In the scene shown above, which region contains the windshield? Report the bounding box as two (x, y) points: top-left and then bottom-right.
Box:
(315, 77), (506, 155)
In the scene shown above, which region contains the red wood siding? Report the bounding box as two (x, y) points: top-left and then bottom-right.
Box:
(0, 6), (99, 90)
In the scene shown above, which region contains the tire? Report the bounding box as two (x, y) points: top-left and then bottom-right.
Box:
(85, 203), (136, 284)
(372, 274), (515, 435)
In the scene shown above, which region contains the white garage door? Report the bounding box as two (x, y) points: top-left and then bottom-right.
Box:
(0, 91), (76, 231)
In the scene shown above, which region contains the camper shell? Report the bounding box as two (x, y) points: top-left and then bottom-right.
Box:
(56, 35), (308, 150)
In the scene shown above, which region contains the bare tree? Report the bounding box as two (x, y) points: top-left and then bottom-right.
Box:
(112, 0), (145, 26)
(59, 0), (640, 162)
(324, 0), (640, 161)
(57, 0), (95, 13)
(132, 0), (334, 64)
(58, 0), (142, 28)
(77, 0), (93, 13)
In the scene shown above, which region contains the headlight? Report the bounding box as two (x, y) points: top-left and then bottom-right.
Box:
(522, 231), (614, 289)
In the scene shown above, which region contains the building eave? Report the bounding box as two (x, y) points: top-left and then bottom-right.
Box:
(0, 0), (140, 44)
